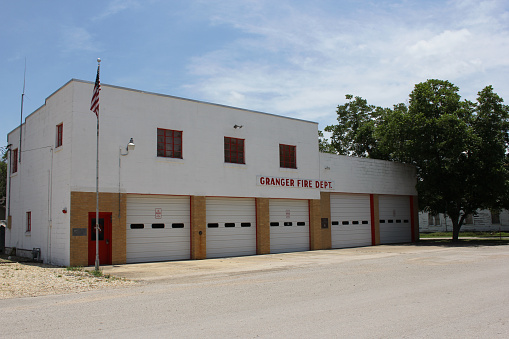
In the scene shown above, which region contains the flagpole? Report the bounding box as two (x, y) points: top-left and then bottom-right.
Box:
(94, 58), (101, 271)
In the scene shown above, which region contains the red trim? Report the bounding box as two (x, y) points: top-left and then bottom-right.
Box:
(308, 199), (312, 250)
(189, 196), (193, 258)
(224, 136), (245, 164)
(370, 194), (376, 246)
(410, 196), (416, 242)
(279, 144), (297, 169)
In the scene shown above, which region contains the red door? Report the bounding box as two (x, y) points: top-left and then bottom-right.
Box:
(88, 212), (112, 266)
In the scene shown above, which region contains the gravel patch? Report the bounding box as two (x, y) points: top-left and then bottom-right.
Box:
(0, 256), (137, 299)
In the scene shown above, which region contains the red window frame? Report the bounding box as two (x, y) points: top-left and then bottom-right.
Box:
(26, 211), (31, 232)
(11, 148), (18, 173)
(224, 137), (245, 164)
(279, 144), (297, 169)
(56, 123), (63, 147)
(157, 128), (183, 158)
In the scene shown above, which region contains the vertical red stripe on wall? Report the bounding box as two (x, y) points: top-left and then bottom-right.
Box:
(370, 194), (376, 246)
(410, 196), (416, 242)
(308, 200), (312, 250)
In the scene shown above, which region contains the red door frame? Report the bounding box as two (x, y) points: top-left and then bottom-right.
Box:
(88, 212), (112, 266)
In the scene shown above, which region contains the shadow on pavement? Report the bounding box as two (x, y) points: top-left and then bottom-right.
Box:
(414, 238), (509, 248)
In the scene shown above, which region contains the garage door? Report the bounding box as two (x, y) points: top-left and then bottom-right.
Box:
(126, 195), (190, 263)
(379, 195), (411, 244)
(331, 194), (372, 248)
(269, 199), (309, 253)
(206, 197), (256, 259)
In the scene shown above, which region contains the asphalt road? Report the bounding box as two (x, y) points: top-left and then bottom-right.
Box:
(1, 243), (508, 338)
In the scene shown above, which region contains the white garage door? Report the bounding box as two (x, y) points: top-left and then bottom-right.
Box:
(331, 194), (372, 248)
(126, 195), (190, 263)
(379, 195), (412, 244)
(206, 197), (256, 259)
(269, 199), (309, 253)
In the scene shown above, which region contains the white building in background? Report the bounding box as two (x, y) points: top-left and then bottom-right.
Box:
(419, 210), (509, 233)
(5, 79), (418, 266)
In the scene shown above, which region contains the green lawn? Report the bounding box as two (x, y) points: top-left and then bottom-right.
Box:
(420, 231), (509, 238)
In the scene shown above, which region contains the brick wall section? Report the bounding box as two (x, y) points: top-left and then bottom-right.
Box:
(309, 199), (322, 250)
(70, 191), (126, 266)
(320, 192), (332, 249)
(371, 194), (380, 245)
(411, 195), (419, 241)
(256, 198), (270, 254)
(190, 196), (206, 259)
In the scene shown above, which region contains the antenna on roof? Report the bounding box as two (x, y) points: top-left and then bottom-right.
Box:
(19, 58), (26, 163)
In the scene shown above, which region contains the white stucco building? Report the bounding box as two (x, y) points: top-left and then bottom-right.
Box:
(5, 79), (418, 266)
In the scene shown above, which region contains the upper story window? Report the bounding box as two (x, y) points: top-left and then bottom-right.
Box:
(224, 137), (245, 164)
(279, 144), (296, 169)
(11, 148), (18, 173)
(157, 128), (182, 158)
(26, 211), (31, 232)
(56, 123), (63, 148)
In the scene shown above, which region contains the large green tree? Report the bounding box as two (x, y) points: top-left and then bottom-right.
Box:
(323, 80), (509, 240)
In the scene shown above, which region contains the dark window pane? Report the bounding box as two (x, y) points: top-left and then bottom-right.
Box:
(91, 218), (105, 240)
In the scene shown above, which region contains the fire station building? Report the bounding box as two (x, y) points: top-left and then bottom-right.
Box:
(5, 79), (418, 266)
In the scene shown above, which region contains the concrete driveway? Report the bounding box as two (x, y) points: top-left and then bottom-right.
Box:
(3, 241), (509, 338)
(99, 243), (445, 282)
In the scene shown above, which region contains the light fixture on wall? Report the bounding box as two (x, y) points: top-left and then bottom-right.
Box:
(234, 124), (243, 129)
(325, 166), (330, 170)
(62, 207), (67, 214)
(121, 138), (135, 156)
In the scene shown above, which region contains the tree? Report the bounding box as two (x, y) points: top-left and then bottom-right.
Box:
(325, 80), (509, 241)
(323, 95), (390, 159)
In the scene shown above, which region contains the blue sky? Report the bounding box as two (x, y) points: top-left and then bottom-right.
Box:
(2, 0), (509, 147)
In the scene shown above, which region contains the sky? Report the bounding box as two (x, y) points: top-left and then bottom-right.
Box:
(1, 0), (509, 147)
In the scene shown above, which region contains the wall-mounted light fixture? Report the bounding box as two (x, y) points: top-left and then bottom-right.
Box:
(234, 124), (243, 129)
(62, 207), (67, 214)
(325, 166), (330, 170)
(121, 138), (135, 156)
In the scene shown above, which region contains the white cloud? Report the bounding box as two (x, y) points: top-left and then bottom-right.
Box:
(185, 0), (509, 127)
(60, 26), (100, 53)
(93, 0), (141, 21)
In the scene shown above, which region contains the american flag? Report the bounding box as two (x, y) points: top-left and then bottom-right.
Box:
(90, 64), (100, 116)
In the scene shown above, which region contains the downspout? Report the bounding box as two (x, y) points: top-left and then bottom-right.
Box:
(47, 147), (54, 263)
(6, 144), (12, 228)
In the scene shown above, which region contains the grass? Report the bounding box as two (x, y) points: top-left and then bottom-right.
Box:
(65, 266), (115, 279)
(420, 231), (509, 238)
(65, 266), (84, 272)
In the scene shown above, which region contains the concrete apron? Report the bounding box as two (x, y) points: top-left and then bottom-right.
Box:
(93, 244), (451, 282)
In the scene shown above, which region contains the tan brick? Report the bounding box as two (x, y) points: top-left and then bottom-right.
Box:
(256, 198), (270, 254)
(70, 191), (126, 267)
(371, 194), (380, 245)
(190, 196), (206, 259)
(320, 192), (332, 249)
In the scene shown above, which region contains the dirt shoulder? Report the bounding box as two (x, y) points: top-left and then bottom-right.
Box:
(0, 255), (137, 299)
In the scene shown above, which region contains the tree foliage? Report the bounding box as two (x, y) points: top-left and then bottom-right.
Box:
(323, 80), (509, 240)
